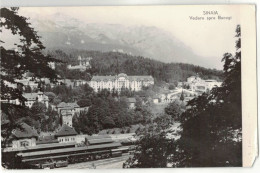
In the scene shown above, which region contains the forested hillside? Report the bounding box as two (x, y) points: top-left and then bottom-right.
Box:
(48, 49), (223, 83)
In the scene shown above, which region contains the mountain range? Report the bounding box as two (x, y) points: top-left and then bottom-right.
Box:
(26, 13), (220, 69)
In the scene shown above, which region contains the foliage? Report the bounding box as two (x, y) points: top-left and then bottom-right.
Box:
(168, 84), (175, 90)
(0, 7), (59, 150)
(50, 83), (94, 102)
(77, 99), (92, 107)
(124, 114), (175, 168)
(72, 92), (152, 135)
(30, 102), (59, 132)
(44, 92), (56, 103)
(171, 25), (242, 167)
(48, 49), (223, 83)
(164, 101), (183, 121)
(180, 91), (185, 102)
(124, 25), (242, 168)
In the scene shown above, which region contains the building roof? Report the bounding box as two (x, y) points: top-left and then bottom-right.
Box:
(91, 73), (154, 82)
(17, 142), (121, 157)
(23, 92), (48, 101)
(85, 135), (113, 145)
(55, 124), (78, 137)
(12, 123), (38, 139)
(36, 135), (59, 145)
(3, 142), (76, 153)
(23, 93), (38, 101)
(87, 138), (114, 145)
(127, 97), (136, 103)
(60, 110), (73, 116)
(57, 102), (80, 109)
(67, 102), (80, 108)
(86, 135), (111, 140)
(188, 76), (196, 79)
(152, 96), (160, 99)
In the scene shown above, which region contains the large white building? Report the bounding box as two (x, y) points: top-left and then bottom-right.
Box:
(187, 76), (222, 93)
(90, 73), (154, 92)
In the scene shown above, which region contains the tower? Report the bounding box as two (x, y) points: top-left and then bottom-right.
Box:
(78, 56), (82, 66)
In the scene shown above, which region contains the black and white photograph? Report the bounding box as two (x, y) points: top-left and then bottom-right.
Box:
(0, 5), (257, 169)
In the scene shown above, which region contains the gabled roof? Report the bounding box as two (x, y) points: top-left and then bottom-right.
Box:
(67, 102), (80, 108)
(23, 93), (38, 101)
(127, 97), (136, 103)
(23, 92), (49, 101)
(57, 102), (79, 108)
(12, 123), (38, 139)
(55, 124), (78, 137)
(57, 102), (67, 108)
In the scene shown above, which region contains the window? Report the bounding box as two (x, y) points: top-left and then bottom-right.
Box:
(20, 141), (29, 147)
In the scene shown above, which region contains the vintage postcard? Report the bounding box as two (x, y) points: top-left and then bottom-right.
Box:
(0, 5), (257, 169)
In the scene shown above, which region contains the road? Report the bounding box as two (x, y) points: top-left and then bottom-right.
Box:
(57, 153), (131, 169)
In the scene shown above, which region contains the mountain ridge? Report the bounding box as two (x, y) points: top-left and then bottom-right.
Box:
(24, 13), (221, 69)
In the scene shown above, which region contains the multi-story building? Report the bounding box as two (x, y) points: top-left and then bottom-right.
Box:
(67, 56), (92, 72)
(23, 92), (49, 108)
(90, 73), (154, 92)
(187, 76), (222, 93)
(56, 102), (80, 116)
(61, 110), (73, 127)
(56, 102), (83, 127)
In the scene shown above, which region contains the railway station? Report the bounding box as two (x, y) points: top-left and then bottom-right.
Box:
(2, 123), (135, 169)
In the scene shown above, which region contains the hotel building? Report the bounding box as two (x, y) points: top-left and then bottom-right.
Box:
(90, 73), (154, 92)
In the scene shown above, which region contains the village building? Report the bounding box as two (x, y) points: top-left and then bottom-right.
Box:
(74, 80), (88, 87)
(10, 123), (38, 149)
(55, 124), (78, 143)
(152, 96), (160, 104)
(90, 73), (154, 92)
(187, 75), (222, 93)
(23, 91), (49, 108)
(48, 62), (55, 70)
(17, 79), (38, 90)
(56, 102), (80, 116)
(56, 102), (85, 127)
(61, 110), (73, 127)
(67, 56), (92, 72)
(127, 97), (136, 109)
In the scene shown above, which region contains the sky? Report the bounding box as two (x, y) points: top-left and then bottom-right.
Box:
(17, 5), (241, 69)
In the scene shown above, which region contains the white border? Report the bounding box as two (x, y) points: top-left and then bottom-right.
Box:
(0, 0), (259, 172)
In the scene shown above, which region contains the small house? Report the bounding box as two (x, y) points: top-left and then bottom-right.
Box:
(10, 123), (38, 149)
(55, 124), (78, 143)
(127, 97), (136, 109)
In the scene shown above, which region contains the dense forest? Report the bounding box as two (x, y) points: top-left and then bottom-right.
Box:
(47, 49), (223, 84)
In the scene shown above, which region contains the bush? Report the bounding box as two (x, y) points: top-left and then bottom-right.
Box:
(169, 84), (175, 90)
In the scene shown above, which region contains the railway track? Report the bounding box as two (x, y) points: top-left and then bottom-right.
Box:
(58, 153), (131, 169)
